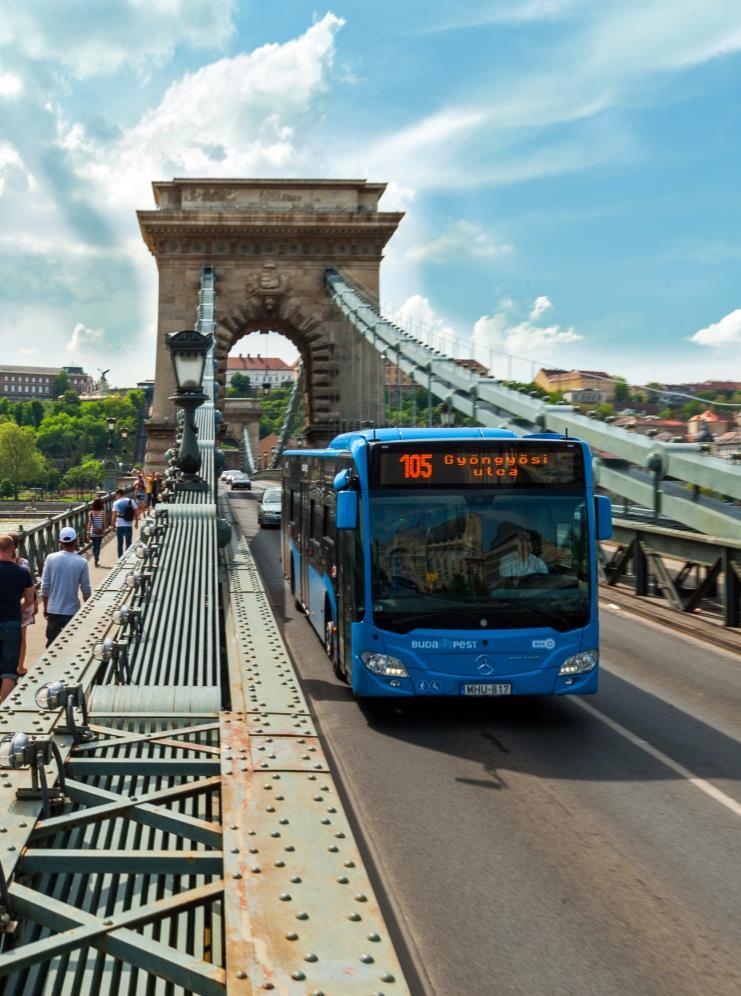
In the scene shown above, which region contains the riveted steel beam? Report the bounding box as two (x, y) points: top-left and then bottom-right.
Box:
(222, 508), (410, 993)
(20, 850), (223, 876)
(6, 883), (226, 994)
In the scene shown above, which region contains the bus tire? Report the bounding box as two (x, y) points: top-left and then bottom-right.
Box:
(325, 607), (347, 683)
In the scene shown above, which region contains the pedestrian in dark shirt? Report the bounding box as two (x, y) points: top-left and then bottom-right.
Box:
(0, 534), (35, 702)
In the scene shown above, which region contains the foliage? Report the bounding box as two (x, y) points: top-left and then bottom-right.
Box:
(613, 377), (630, 402)
(63, 459), (104, 496)
(51, 370), (71, 398)
(34, 391), (142, 468)
(0, 422), (45, 499)
(259, 386), (295, 438)
(227, 373), (253, 397)
(0, 478), (12, 498)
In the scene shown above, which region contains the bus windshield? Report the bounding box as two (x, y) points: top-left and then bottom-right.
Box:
(369, 490), (590, 633)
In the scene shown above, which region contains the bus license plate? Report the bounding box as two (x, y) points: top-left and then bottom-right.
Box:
(462, 683), (512, 697)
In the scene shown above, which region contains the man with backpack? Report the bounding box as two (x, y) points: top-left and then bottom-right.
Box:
(111, 488), (138, 557)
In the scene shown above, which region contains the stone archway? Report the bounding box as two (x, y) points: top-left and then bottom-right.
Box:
(137, 178), (403, 468)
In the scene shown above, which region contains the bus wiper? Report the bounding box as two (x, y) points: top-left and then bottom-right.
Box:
(374, 611), (447, 633)
(487, 598), (573, 632)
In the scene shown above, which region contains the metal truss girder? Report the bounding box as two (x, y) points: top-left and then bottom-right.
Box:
(611, 518), (741, 564)
(66, 756), (221, 776)
(5, 882), (226, 994)
(77, 719), (220, 752)
(19, 850), (223, 876)
(31, 776), (222, 847)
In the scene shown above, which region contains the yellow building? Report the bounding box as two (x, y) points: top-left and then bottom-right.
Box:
(534, 368), (616, 402)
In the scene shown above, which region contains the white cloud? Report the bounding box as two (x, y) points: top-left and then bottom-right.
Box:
(67, 322), (105, 353)
(407, 221), (514, 264)
(0, 141), (32, 197)
(0, 0), (236, 79)
(529, 296), (552, 321)
(473, 296), (581, 360)
(0, 72), (22, 96)
(73, 14), (345, 210)
(690, 309), (741, 348)
(395, 295), (457, 351)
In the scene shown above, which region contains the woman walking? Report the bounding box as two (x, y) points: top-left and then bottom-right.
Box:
(88, 497), (106, 567)
(9, 533), (37, 676)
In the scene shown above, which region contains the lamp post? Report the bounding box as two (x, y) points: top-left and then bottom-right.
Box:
(166, 328), (213, 491)
(439, 398), (455, 427)
(119, 426), (129, 472)
(103, 417), (118, 492)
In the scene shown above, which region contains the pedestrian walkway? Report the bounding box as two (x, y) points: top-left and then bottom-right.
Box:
(23, 518), (143, 667)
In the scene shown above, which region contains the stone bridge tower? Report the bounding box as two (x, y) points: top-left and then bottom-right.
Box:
(138, 179), (403, 468)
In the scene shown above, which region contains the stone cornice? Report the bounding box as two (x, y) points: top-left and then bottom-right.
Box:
(137, 210), (403, 258)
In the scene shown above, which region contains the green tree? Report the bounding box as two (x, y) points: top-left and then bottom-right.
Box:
(227, 373), (253, 397)
(51, 370), (71, 397)
(0, 422), (44, 499)
(63, 459), (103, 497)
(0, 479), (12, 499)
(613, 377), (630, 402)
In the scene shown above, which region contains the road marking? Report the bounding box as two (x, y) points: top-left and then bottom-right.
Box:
(574, 698), (741, 820)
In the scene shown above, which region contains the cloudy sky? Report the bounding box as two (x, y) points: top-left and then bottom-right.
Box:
(1, 1), (741, 387)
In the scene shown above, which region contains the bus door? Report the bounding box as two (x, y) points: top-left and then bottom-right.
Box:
(299, 483), (311, 607)
(336, 514), (364, 671)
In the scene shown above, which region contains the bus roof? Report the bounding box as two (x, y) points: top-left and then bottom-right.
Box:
(326, 427), (519, 449)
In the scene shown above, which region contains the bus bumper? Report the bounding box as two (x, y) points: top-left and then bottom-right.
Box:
(351, 660), (599, 697)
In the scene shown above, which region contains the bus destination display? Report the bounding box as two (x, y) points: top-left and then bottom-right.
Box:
(373, 444), (582, 488)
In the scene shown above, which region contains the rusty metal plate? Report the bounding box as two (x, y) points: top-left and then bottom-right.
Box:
(250, 735), (329, 773)
(244, 712), (315, 737)
(227, 770), (406, 994)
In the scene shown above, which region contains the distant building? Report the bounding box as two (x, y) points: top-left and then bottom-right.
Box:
(534, 368), (616, 403)
(612, 416), (688, 441)
(564, 388), (606, 405)
(227, 354), (295, 390)
(714, 430), (741, 462)
(687, 409), (733, 441)
(0, 364), (92, 400)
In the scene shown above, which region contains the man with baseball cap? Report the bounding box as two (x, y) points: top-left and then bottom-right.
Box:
(0, 534), (35, 701)
(40, 526), (91, 646)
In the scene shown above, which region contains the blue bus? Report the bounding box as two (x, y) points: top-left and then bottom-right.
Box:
(282, 428), (612, 698)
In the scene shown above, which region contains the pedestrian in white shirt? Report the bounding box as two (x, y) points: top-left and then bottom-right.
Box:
(41, 527), (91, 646)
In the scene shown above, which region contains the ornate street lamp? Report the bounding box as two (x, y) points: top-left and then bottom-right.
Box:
(166, 328), (213, 490)
(103, 416), (118, 492)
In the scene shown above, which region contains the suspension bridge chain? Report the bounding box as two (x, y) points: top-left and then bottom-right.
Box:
(325, 268), (741, 541)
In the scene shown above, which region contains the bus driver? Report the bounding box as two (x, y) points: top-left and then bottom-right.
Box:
(496, 524), (548, 579)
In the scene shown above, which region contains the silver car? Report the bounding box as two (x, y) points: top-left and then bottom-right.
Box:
(257, 487), (282, 527)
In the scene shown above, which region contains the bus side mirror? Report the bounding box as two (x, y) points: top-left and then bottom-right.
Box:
(333, 468), (351, 491)
(337, 491), (358, 530)
(595, 495), (612, 541)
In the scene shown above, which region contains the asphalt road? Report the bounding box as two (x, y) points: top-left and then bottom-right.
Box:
(230, 489), (741, 996)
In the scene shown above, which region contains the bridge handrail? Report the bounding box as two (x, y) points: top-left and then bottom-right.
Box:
(10, 486), (136, 579)
(242, 424), (256, 476)
(272, 361), (303, 467)
(325, 268), (741, 502)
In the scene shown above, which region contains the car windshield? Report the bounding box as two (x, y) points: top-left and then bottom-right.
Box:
(369, 490), (590, 633)
(263, 489), (281, 503)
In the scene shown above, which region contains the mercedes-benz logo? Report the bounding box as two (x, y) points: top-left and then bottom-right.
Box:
(475, 654), (494, 676)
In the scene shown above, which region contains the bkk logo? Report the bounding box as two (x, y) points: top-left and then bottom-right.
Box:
(532, 638), (556, 650)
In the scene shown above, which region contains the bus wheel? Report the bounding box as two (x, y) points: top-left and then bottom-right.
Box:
(325, 615), (347, 683)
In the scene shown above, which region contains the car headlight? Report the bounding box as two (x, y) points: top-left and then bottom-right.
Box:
(559, 650), (598, 675)
(360, 652), (409, 678)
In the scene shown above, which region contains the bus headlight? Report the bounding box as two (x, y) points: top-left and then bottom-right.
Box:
(360, 652), (409, 678)
(559, 650), (598, 675)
